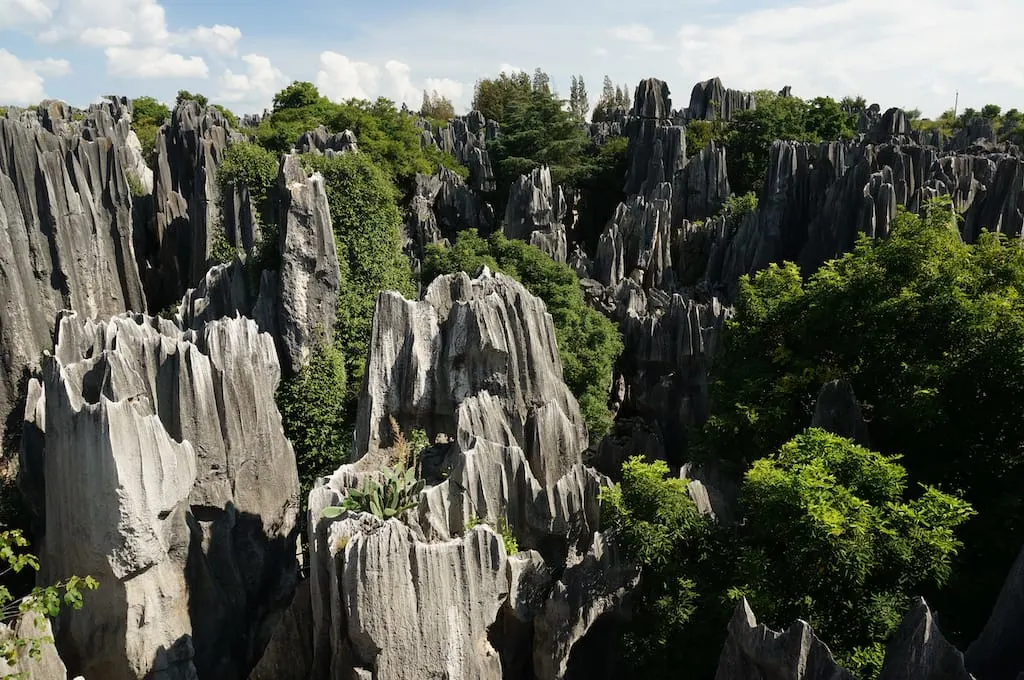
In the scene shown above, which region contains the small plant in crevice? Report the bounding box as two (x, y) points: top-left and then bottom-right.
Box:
(465, 515), (519, 555)
(322, 463), (425, 521)
(210, 226), (236, 265)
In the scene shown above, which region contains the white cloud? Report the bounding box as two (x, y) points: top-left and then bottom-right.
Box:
(217, 54), (288, 111)
(499, 63), (526, 75)
(675, 0), (1024, 116)
(0, 0), (52, 28)
(105, 47), (208, 79)
(316, 51), (379, 101)
(180, 24), (242, 56)
(424, 77), (464, 103)
(28, 57), (71, 76)
(385, 59), (419, 107)
(0, 49), (48, 104)
(609, 23), (654, 43)
(79, 27), (133, 47)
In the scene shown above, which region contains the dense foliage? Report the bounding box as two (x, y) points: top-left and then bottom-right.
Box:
(419, 90), (455, 124)
(471, 71), (534, 124)
(603, 430), (973, 680)
(422, 230), (623, 437)
(256, 82), (463, 192)
(129, 95), (170, 170)
(303, 152), (416, 398)
(591, 75), (632, 123)
(697, 196), (1024, 641)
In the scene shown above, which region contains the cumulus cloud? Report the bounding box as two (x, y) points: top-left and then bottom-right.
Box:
(675, 0), (1024, 115)
(78, 27), (133, 47)
(424, 77), (464, 103)
(218, 54), (288, 111)
(28, 57), (71, 76)
(179, 24), (242, 56)
(316, 52), (379, 100)
(0, 0), (52, 28)
(0, 49), (48, 104)
(105, 47), (208, 79)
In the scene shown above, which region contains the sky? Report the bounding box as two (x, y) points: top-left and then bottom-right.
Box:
(1, 0), (1022, 119)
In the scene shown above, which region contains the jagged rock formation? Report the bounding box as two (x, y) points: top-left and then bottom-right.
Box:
(296, 125), (358, 155)
(504, 166), (571, 262)
(0, 111), (146, 446)
(0, 615), (75, 679)
(623, 79), (686, 197)
(683, 77), (756, 122)
(674, 140), (731, 221)
(178, 154), (339, 378)
(594, 183), (673, 289)
(404, 166), (496, 261)
(148, 102), (241, 309)
(965, 541), (1024, 679)
(810, 379), (871, 447)
(303, 268), (635, 679)
(714, 597), (973, 680)
(422, 112), (498, 192)
(23, 312), (300, 680)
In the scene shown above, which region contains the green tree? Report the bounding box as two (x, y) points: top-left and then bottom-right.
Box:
(804, 96), (856, 141)
(697, 196), (1024, 642)
(273, 81), (321, 112)
(423, 230), (624, 437)
(568, 75), (590, 121)
(531, 68), (552, 95)
(471, 70), (533, 123)
(0, 530), (98, 678)
(599, 457), (719, 679)
(216, 141), (280, 270)
(130, 96), (171, 170)
(276, 343), (348, 494)
(175, 90), (208, 108)
(303, 152), (415, 396)
(726, 91), (812, 194)
(734, 428), (974, 678)
(420, 89), (455, 122)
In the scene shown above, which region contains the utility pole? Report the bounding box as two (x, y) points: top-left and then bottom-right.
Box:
(954, 90), (959, 118)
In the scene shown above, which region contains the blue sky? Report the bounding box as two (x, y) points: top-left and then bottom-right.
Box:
(2, 0), (1021, 118)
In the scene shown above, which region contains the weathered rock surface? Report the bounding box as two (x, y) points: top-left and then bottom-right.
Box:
(296, 125), (358, 155)
(273, 155), (340, 376)
(24, 312), (300, 680)
(966, 540), (1024, 680)
(422, 112), (498, 192)
(714, 598), (853, 680)
(0, 614), (74, 679)
(405, 167), (495, 260)
(504, 166), (570, 262)
(879, 598), (974, 680)
(0, 112), (146, 444)
(594, 183), (674, 289)
(303, 269), (634, 680)
(149, 102), (239, 309)
(810, 379), (871, 447)
(623, 79), (686, 197)
(684, 77), (756, 122)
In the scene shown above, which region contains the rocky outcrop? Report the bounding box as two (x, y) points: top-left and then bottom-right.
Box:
(0, 113), (146, 446)
(178, 154), (339, 377)
(594, 183), (673, 289)
(504, 166), (570, 262)
(714, 598), (853, 680)
(810, 379), (871, 447)
(424, 112), (498, 192)
(405, 167), (495, 257)
(673, 139), (730, 222)
(23, 312), (300, 680)
(715, 597), (973, 680)
(296, 125), (358, 155)
(0, 615), (75, 679)
(623, 79), (686, 197)
(303, 268), (634, 679)
(149, 102), (239, 309)
(965, 541), (1024, 680)
(273, 155), (340, 376)
(684, 77), (756, 122)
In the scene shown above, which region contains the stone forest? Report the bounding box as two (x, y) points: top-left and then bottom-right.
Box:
(2, 70), (1024, 679)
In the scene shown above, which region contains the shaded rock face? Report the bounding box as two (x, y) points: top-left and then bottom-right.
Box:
(684, 77), (756, 122)
(504, 165), (570, 262)
(966, 541), (1024, 680)
(178, 154), (340, 378)
(23, 312), (300, 680)
(714, 597), (973, 680)
(149, 102), (239, 310)
(673, 139), (731, 222)
(0, 113), (146, 447)
(296, 125), (358, 155)
(810, 379), (871, 447)
(594, 183), (674, 290)
(422, 112), (498, 192)
(623, 79), (686, 197)
(0, 614), (72, 679)
(405, 167), (496, 260)
(304, 269), (636, 680)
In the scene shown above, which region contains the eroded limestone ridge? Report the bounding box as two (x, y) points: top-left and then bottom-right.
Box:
(22, 312), (300, 680)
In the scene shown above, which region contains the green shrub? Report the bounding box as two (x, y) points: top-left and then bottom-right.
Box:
(210, 226), (236, 265)
(322, 463), (424, 520)
(303, 152), (415, 398)
(125, 172), (145, 197)
(130, 96), (170, 170)
(276, 343), (348, 494)
(423, 230), (623, 438)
